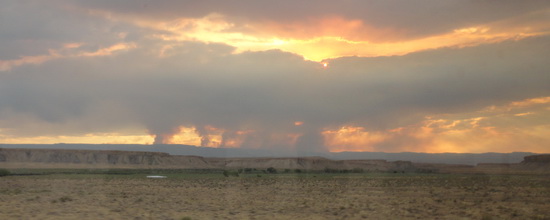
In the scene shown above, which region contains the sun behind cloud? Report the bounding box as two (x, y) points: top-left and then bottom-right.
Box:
(1, 1), (549, 154)
(94, 11), (550, 62)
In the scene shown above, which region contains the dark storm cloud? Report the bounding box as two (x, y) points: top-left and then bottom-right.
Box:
(1, 1), (549, 151)
(0, 0), (152, 60)
(1, 35), (549, 149)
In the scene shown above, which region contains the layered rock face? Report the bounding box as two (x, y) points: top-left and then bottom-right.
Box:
(519, 154), (550, 171)
(521, 155), (550, 164)
(0, 148), (417, 171)
(0, 148), (211, 168)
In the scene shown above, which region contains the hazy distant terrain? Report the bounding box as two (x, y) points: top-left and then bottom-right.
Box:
(1, 147), (549, 174)
(0, 144), (536, 165)
(0, 148), (417, 172)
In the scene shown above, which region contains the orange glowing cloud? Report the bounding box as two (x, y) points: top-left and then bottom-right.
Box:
(323, 126), (389, 152)
(322, 96), (550, 153)
(481, 96), (550, 113)
(77, 7), (550, 62)
(510, 96), (550, 107)
(166, 126), (202, 146)
(0, 53), (59, 72)
(254, 16), (404, 43)
(166, 126), (223, 147)
(0, 42), (136, 72)
(166, 126), (256, 148)
(0, 133), (154, 145)
(96, 11), (550, 62)
(77, 43), (137, 57)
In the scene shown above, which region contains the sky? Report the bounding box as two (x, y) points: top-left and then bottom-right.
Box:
(1, 0), (549, 153)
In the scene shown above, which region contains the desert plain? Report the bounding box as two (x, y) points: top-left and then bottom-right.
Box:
(1, 171), (549, 220)
(1, 148), (549, 219)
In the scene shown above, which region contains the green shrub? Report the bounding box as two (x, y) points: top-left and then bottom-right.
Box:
(352, 168), (364, 173)
(324, 168), (337, 173)
(0, 169), (10, 177)
(222, 170), (239, 177)
(266, 167), (277, 173)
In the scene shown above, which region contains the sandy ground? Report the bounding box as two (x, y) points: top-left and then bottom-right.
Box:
(0, 173), (549, 219)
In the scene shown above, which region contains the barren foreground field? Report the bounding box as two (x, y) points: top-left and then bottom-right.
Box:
(1, 172), (549, 219)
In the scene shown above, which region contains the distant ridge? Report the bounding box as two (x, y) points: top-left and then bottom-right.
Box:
(331, 151), (536, 165)
(0, 148), (415, 172)
(1, 148), (548, 174)
(0, 148), (212, 169)
(0, 144), (538, 165)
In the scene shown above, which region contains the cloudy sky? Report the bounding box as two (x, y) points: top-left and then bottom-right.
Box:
(1, 0), (549, 153)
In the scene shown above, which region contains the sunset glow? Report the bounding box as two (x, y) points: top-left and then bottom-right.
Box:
(324, 96), (550, 153)
(0, 133), (154, 145)
(1, 1), (549, 153)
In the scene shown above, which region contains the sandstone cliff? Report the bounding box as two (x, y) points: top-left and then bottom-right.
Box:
(0, 148), (415, 171)
(519, 154), (550, 171)
(0, 148), (212, 169)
